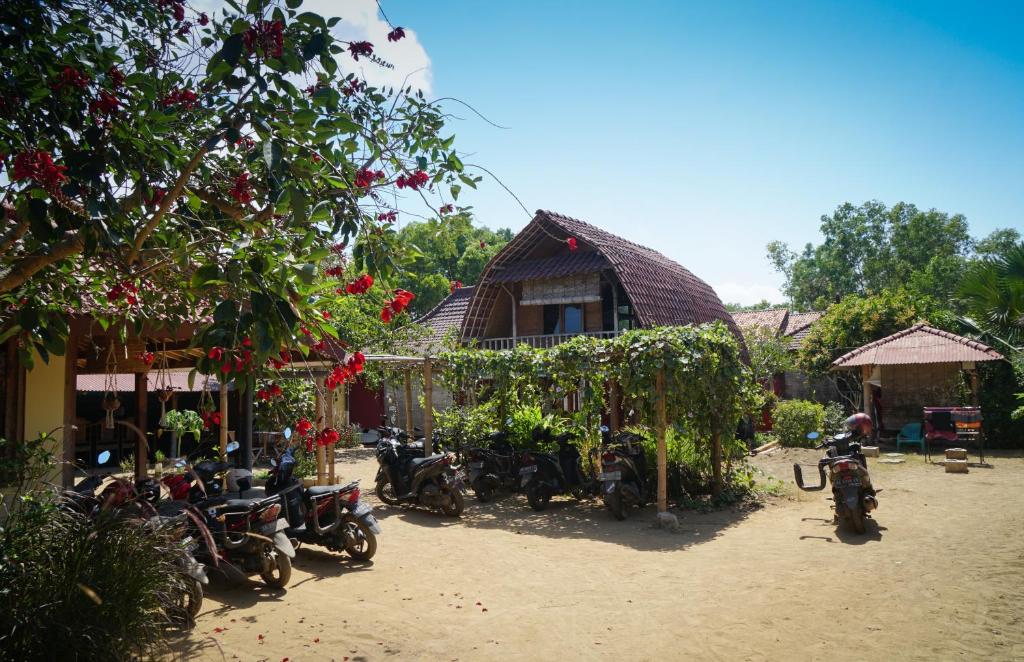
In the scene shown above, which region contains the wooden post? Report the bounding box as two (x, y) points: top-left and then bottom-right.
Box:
(62, 325), (78, 487)
(861, 365), (873, 422)
(609, 380), (621, 433)
(403, 368), (414, 434)
(135, 372), (148, 480)
(655, 369), (667, 513)
(325, 377), (335, 485)
(219, 380), (229, 462)
(968, 369), (980, 407)
(423, 360), (433, 458)
(314, 382), (325, 485)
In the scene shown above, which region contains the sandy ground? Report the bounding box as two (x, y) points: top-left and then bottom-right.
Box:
(175, 447), (1024, 661)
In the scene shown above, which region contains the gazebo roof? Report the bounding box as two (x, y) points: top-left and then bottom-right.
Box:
(831, 323), (1004, 368)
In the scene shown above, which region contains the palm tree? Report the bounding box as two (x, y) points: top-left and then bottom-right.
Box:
(958, 242), (1024, 350)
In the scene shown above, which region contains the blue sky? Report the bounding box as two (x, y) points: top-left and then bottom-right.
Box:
(344, 1), (1024, 304)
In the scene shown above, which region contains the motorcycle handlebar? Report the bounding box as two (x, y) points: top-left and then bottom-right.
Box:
(792, 462), (828, 491)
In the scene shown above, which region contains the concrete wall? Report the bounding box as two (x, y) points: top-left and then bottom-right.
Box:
(22, 352), (66, 483)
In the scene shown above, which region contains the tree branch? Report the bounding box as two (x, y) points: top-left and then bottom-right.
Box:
(0, 231), (85, 294)
(0, 204), (30, 253)
(128, 146), (208, 264)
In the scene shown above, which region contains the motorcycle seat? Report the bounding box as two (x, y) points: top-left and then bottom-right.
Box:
(307, 485), (344, 496)
(409, 454), (444, 468)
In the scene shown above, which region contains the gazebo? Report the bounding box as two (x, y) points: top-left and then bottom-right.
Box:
(830, 324), (1005, 433)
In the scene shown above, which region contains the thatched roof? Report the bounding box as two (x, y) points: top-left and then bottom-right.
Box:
(461, 210), (741, 341)
(831, 324), (1004, 368)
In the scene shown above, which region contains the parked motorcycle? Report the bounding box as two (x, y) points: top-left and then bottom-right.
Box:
(598, 426), (649, 520)
(374, 438), (465, 516)
(176, 449), (296, 588)
(519, 428), (598, 511)
(465, 431), (520, 502)
(265, 447), (380, 561)
(793, 428), (878, 534)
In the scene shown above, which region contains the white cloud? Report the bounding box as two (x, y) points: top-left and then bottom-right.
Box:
(711, 281), (784, 306)
(295, 0), (432, 93)
(196, 0), (432, 93)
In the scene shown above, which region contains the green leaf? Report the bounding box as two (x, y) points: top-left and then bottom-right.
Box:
(190, 264), (221, 288)
(220, 33), (244, 68)
(302, 32), (326, 61)
(298, 263), (317, 285)
(213, 300), (238, 323)
(290, 186), (308, 224)
(286, 0), (303, 7)
(263, 140), (283, 170)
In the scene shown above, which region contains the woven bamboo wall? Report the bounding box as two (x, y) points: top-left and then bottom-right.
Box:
(881, 363), (963, 430)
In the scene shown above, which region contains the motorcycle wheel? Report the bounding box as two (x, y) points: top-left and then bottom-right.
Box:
(472, 478), (495, 503)
(259, 551), (292, 589)
(375, 478), (399, 506)
(526, 483), (549, 511)
(340, 515), (378, 561)
(606, 491), (627, 521)
(169, 577), (203, 627)
(848, 509), (866, 535)
(440, 488), (465, 517)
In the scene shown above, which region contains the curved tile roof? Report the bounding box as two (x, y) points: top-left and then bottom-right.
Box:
(461, 210), (743, 345)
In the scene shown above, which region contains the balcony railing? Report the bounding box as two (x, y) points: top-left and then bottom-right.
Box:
(476, 330), (621, 350)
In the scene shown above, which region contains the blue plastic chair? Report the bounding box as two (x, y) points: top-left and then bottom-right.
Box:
(896, 422), (925, 452)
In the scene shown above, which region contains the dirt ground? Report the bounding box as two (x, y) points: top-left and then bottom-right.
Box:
(176, 446), (1024, 661)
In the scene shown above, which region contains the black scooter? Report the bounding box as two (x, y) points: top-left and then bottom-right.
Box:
(374, 438), (465, 516)
(465, 431), (520, 502)
(265, 447), (381, 561)
(598, 426), (649, 520)
(793, 431), (879, 534)
(519, 428), (598, 511)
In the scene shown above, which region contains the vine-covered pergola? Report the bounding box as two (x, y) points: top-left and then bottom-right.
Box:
(438, 322), (750, 511)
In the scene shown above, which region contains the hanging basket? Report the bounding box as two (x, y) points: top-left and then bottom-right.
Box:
(157, 387), (175, 427)
(102, 396), (121, 429)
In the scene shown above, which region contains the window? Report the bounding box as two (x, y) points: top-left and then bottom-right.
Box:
(542, 304), (584, 335)
(543, 305), (561, 335)
(563, 304), (582, 334)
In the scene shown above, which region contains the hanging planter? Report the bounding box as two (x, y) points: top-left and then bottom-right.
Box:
(101, 344), (120, 429)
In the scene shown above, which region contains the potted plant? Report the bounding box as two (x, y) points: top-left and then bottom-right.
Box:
(161, 409), (203, 460)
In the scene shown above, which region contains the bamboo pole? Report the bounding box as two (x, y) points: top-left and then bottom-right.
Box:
(423, 360), (433, 458)
(135, 372), (148, 480)
(403, 368), (414, 434)
(326, 377), (336, 485)
(218, 381), (228, 462)
(656, 369), (667, 513)
(314, 383), (325, 485)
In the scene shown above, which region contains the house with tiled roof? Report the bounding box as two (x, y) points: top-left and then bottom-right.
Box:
(730, 307), (833, 403)
(450, 209), (742, 349)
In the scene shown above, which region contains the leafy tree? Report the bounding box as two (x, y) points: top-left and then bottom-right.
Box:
(723, 300), (782, 312)
(797, 288), (956, 409)
(745, 324), (793, 387)
(975, 228), (1022, 259)
(767, 201), (972, 310)
(957, 241), (1024, 349)
(0, 0), (468, 372)
(388, 214), (512, 315)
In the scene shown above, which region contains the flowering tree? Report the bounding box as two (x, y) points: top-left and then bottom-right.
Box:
(0, 0), (469, 375)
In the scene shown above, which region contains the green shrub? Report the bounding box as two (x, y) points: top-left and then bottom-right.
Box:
(0, 499), (188, 661)
(507, 405), (566, 450)
(823, 401), (848, 436)
(434, 400), (499, 450)
(774, 399), (826, 447)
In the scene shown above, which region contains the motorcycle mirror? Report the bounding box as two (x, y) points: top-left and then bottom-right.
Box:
(225, 441), (240, 454)
(806, 431), (820, 440)
(96, 450), (112, 465)
(283, 427), (292, 440)
(270, 458), (277, 467)
(599, 425), (609, 433)
(174, 458), (187, 468)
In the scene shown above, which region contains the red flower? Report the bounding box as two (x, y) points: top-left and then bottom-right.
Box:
(324, 265), (344, 277)
(331, 241), (348, 254)
(52, 66), (91, 92)
(396, 170), (429, 190)
(344, 273), (374, 295)
(439, 204), (454, 215)
(107, 66), (125, 89)
(172, 1), (185, 21)
(387, 27), (406, 42)
(567, 237), (578, 252)
(198, 12), (209, 26)
(321, 310), (331, 320)
(88, 89), (120, 117)
(296, 418), (313, 436)
(449, 280), (462, 293)
(257, 388), (269, 401)
(161, 87), (198, 109)
(242, 337), (252, 347)
(354, 168), (384, 188)
(270, 384), (283, 397)
(380, 306), (393, 323)
(137, 351), (155, 366)
(377, 210), (397, 223)
(311, 154), (321, 163)
(229, 172), (253, 204)
(479, 241), (487, 249)
(145, 187), (166, 207)
(317, 427), (340, 446)
(343, 79), (363, 97)
(244, 20), (284, 58)
(12, 150), (68, 190)
(348, 41), (374, 60)
(208, 347), (224, 361)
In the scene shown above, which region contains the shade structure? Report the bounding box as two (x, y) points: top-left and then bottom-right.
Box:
(830, 324), (1003, 369)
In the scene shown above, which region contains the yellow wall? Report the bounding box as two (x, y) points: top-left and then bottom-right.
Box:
(23, 352), (66, 479)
